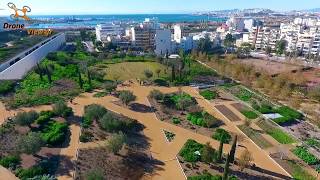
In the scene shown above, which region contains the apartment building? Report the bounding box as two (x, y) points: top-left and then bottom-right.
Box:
(132, 26), (156, 51)
(95, 22), (124, 42)
(155, 29), (172, 56)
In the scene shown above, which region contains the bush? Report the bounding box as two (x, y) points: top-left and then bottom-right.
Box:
(275, 106), (303, 120)
(103, 81), (117, 92)
(0, 155), (20, 168)
(253, 104), (275, 114)
(172, 117), (181, 124)
(14, 111), (39, 126)
(149, 89), (164, 101)
(179, 139), (203, 162)
(187, 112), (220, 128)
(154, 79), (169, 87)
(170, 93), (194, 110)
(52, 101), (73, 118)
(85, 169), (104, 180)
(241, 111), (258, 119)
(79, 131), (93, 143)
(18, 132), (44, 155)
(36, 111), (55, 125)
(213, 128), (231, 144)
(200, 90), (217, 100)
(0, 80), (14, 95)
(118, 90), (136, 106)
(293, 146), (319, 165)
(41, 122), (68, 146)
(98, 111), (136, 133)
(106, 132), (127, 154)
(83, 104), (107, 127)
(16, 166), (46, 179)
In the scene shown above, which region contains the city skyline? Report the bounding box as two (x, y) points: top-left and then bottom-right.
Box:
(0, 0), (320, 15)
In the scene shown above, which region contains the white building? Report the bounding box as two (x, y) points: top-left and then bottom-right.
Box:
(155, 29), (172, 56)
(244, 19), (256, 31)
(96, 22), (124, 42)
(174, 25), (182, 43)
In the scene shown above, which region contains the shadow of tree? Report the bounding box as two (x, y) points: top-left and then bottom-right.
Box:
(130, 103), (155, 113)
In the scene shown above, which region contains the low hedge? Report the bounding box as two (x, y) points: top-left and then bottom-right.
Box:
(41, 122), (68, 146)
(187, 112), (221, 128)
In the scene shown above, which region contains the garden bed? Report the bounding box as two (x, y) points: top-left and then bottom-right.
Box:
(238, 125), (273, 149)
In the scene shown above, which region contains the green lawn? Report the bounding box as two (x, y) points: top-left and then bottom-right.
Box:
(241, 110), (258, 119)
(256, 119), (296, 144)
(98, 62), (170, 81)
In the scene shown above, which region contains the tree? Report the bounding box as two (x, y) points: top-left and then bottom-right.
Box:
(265, 46), (272, 56)
(156, 69), (161, 78)
(213, 128), (232, 144)
(177, 98), (193, 111)
(105, 132), (126, 154)
(77, 68), (83, 89)
(119, 90), (136, 106)
(45, 65), (52, 84)
(201, 142), (216, 163)
(198, 34), (212, 53)
(87, 69), (92, 87)
(238, 149), (253, 171)
(218, 140), (224, 162)
(35, 63), (43, 81)
(171, 65), (176, 82)
(224, 33), (235, 53)
(83, 104), (107, 126)
(149, 89), (164, 101)
(144, 69), (153, 80)
(223, 153), (231, 180)
(276, 39), (287, 55)
(14, 111), (39, 126)
(229, 135), (238, 163)
(18, 132), (44, 155)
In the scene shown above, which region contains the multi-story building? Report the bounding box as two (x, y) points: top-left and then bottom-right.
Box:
(95, 22), (124, 42)
(155, 29), (172, 56)
(132, 26), (156, 51)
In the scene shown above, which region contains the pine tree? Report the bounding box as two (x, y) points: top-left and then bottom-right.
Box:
(87, 69), (92, 87)
(45, 65), (52, 84)
(36, 63), (43, 81)
(78, 68), (83, 89)
(171, 65), (175, 82)
(229, 135), (238, 163)
(218, 140), (223, 162)
(223, 153), (231, 180)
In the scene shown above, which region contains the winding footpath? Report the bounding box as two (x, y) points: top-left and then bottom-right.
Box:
(0, 82), (291, 180)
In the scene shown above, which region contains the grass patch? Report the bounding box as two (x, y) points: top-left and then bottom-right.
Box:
(256, 119), (296, 144)
(286, 160), (316, 180)
(200, 90), (218, 100)
(273, 106), (303, 124)
(238, 125), (273, 149)
(306, 138), (320, 149)
(186, 112), (221, 128)
(100, 62), (169, 81)
(241, 110), (258, 119)
(179, 139), (204, 162)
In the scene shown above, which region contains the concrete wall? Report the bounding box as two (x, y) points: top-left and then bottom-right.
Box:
(0, 33), (66, 80)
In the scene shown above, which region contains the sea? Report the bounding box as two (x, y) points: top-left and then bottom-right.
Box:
(18, 14), (227, 29)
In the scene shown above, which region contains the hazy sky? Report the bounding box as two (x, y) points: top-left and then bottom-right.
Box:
(0, 0), (319, 15)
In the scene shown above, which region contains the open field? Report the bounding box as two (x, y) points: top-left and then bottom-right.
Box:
(239, 58), (301, 75)
(96, 62), (169, 81)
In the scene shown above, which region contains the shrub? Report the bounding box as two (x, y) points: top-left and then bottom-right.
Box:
(154, 79), (169, 87)
(52, 101), (73, 118)
(213, 128), (231, 144)
(201, 143), (216, 163)
(149, 89), (164, 101)
(0, 80), (14, 95)
(18, 132), (44, 155)
(241, 111), (258, 119)
(28, 175), (56, 180)
(172, 117), (181, 124)
(170, 93), (194, 110)
(83, 104), (107, 127)
(98, 112), (123, 132)
(0, 155), (20, 168)
(118, 90), (136, 106)
(79, 131), (93, 143)
(103, 81), (117, 92)
(105, 132), (127, 154)
(16, 166), (46, 179)
(179, 139), (203, 162)
(14, 111), (39, 126)
(41, 122), (68, 146)
(187, 112), (220, 128)
(36, 111), (55, 125)
(144, 69), (153, 79)
(85, 169), (104, 180)
(200, 90), (217, 100)
(253, 104), (275, 114)
(293, 146), (319, 165)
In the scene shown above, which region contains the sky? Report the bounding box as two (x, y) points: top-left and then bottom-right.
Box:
(0, 0), (319, 15)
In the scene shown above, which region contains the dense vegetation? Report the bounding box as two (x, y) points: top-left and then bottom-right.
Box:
(179, 139), (204, 162)
(186, 112), (221, 128)
(240, 110), (258, 119)
(200, 90), (218, 100)
(293, 146), (319, 165)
